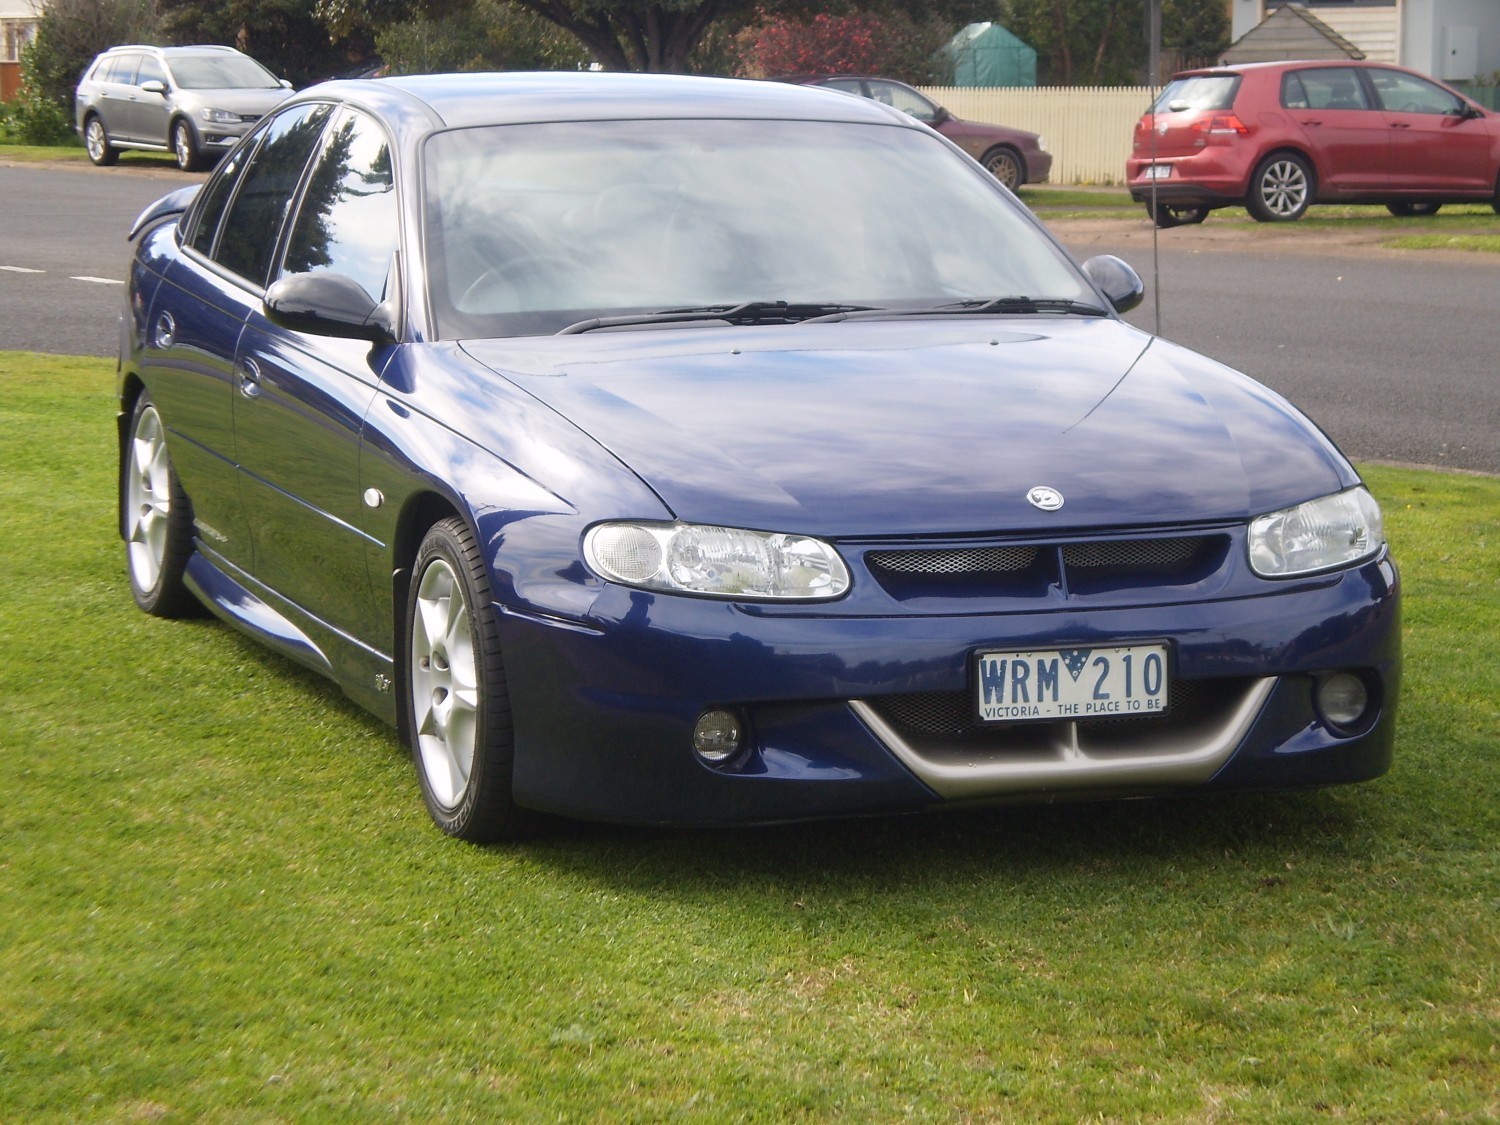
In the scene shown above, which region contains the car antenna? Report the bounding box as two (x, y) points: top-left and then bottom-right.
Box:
(1147, 0), (1163, 338)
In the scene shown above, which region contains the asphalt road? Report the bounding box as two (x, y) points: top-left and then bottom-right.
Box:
(3, 160), (1498, 473)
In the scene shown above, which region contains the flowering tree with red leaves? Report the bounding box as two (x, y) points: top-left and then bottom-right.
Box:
(740, 10), (945, 81)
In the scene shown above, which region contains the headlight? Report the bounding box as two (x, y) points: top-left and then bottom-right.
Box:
(1248, 487), (1384, 578)
(200, 108), (240, 124)
(584, 521), (850, 601)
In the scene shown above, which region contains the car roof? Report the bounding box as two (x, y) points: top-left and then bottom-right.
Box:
(1170, 59), (1414, 79)
(101, 44), (243, 57)
(300, 71), (917, 131)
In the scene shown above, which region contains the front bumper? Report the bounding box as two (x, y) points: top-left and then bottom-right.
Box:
(498, 555), (1399, 825)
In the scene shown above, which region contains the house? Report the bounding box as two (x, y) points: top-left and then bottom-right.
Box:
(1, 0), (42, 101)
(1229, 1), (1500, 82)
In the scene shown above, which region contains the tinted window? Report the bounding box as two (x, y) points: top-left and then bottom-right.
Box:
(1367, 69), (1463, 115)
(281, 109), (398, 303)
(186, 142), (254, 257)
(1283, 68), (1371, 111)
(1152, 75), (1240, 113)
(212, 103), (332, 285)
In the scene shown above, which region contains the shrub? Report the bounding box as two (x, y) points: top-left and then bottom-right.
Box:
(736, 11), (948, 84)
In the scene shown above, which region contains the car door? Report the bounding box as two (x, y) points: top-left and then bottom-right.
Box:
(233, 106), (400, 646)
(1281, 67), (1389, 191)
(96, 52), (143, 143)
(1366, 68), (1494, 194)
(132, 52), (171, 147)
(135, 140), (262, 569)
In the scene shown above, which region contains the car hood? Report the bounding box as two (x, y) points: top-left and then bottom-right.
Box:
(178, 87), (292, 114)
(460, 319), (1355, 537)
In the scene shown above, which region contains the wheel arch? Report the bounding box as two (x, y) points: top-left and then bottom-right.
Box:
(116, 373), (148, 541)
(1252, 145), (1321, 197)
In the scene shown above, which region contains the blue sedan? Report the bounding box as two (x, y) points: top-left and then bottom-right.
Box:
(119, 72), (1399, 839)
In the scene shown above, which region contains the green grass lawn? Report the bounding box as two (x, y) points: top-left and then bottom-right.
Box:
(1, 352), (1496, 1123)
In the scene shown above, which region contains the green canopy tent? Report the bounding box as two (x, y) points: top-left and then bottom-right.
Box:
(942, 22), (1037, 88)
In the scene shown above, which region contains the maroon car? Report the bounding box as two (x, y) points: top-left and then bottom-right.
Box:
(1127, 60), (1500, 227)
(779, 75), (1051, 191)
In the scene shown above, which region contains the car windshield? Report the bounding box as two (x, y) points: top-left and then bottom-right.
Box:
(168, 54), (281, 90)
(1151, 75), (1240, 113)
(422, 118), (1093, 339)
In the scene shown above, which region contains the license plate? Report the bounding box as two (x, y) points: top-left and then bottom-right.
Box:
(975, 644), (1169, 723)
(1144, 164), (1172, 180)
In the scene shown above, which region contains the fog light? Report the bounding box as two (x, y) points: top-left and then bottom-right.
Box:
(1317, 672), (1370, 729)
(692, 709), (742, 763)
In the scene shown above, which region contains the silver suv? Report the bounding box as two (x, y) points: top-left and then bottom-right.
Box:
(75, 45), (292, 171)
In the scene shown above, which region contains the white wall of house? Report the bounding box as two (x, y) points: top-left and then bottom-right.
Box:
(1400, 0), (1500, 80)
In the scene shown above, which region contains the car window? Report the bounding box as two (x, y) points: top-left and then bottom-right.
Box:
(166, 54), (282, 91)
(103, 53), (141, 85)
(870, 81), (940, 123)
(209, 103), (333, 286)
(136, 54), (166, 88)
(1366, 69), (1464, 115)
(281, 109), (398, 304)
(1151, 75), (1239, 113)
(1283, 68), (1372, 111)
(822, 78), (864, 95)
(424, 118), (1092, 338)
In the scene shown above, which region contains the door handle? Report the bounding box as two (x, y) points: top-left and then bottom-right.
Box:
(1390, 122), (1411, 129)
(238, 358), (262, 400)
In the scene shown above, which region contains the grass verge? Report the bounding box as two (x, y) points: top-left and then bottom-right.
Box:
(1, 352), (1496, 1123)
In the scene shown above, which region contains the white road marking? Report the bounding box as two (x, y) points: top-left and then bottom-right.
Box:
(71, 276), (123, 285)
(1, 265), (45, 274)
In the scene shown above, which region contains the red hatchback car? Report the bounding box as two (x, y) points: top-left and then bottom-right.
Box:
(1127, 60), (1500, 226)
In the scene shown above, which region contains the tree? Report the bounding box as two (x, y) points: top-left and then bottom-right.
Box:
(376, 0), (588, 74)
(737, 10), (951, 83)
(156, 0), (349, 86)
(20, 0), (158, 112)
(999, 0), (1227, 86)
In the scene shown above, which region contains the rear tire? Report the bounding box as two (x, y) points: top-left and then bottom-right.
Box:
(1246, 152), (1313, 222)
(405, 517), (530, 842)
(84, 115), (118, 167)
(1386, 202), (1441, 217)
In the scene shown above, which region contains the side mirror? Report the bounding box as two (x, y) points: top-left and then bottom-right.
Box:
(930, 106), (951, 126)
(140, 80), (167, 96)
(1080, 254), (1145, 314)
(281, 79), (294, 90)
(265, 272), (396, 344)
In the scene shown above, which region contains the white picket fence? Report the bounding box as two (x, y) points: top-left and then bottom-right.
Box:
(918, 86), (1155, 185)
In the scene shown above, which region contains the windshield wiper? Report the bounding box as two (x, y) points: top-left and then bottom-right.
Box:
(803, 297), (1111, 323)
(556, 301), (881, 335)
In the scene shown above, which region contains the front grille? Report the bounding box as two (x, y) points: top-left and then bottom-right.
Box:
(866, 545), (1037, 575)
(863, 534), (1225, 599)
(859, 677), (1251, 762)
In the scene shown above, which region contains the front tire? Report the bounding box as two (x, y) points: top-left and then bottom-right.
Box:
(981, 147), (1023, 192)
(405, 518), (528, 841)
(1246, 152), (1313, 222)
(84, 115), (118, 167)
(172, 119), (204, 172)
(122, 394), (199, 617)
